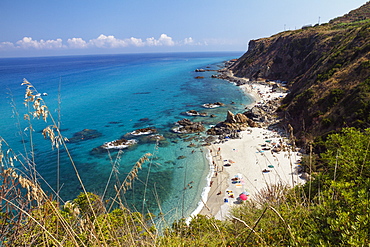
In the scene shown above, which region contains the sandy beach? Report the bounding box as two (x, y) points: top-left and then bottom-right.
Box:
(198, 80), (306, 220)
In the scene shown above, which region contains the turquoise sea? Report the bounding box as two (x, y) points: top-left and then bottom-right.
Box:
(0, 52), (252, 222)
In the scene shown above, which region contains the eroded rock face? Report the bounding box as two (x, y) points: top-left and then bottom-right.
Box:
(244, 98), (281, 124)
(172, 118), (205, 134)
(207, 111), (258, 136)
(226, 111), (249, 124)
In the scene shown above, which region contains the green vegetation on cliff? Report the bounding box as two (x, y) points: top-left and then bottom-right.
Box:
(231, 2), (370, 143)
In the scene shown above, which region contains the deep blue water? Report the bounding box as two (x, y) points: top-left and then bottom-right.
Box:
(0, 52), (251, 222)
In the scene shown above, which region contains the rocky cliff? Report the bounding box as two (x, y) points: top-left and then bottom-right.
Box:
(230, 2), (370, 144)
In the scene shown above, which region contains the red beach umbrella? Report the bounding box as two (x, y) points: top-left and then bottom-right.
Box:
(239, 194), (248, 201)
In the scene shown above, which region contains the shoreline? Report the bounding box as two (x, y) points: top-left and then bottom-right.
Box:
(188, 69), (306, 221)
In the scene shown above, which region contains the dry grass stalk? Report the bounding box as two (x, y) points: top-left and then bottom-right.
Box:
(22, 79), (49, 122)
(109, 152), (152, 211)
(254, 183), (290, 206)
(231, 215), (267, 245)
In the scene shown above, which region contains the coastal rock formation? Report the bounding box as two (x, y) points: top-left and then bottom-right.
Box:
(129, 127), (157, 136)
(207, 111), (257, 136)
(90, 138), (137, 154)
(172, 119), (206, 134)
(226, 111), (249, 123)
(182, 110), (208, 117)
(227, 111), (258, 128)
(244, 98), (282, 125)
(228, 2), (370, 141)
(101, 139), (137, 149)
(195, 69), (206, 72)
(202, 102), (225, 108)
(68, 129), (102, 143)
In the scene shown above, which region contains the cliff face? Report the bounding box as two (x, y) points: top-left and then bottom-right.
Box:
(231, 2), (370, 143)
(231, 29), (328, 83)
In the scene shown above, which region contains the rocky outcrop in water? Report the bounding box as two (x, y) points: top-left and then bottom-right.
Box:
(90, 138), (137, 155)
(182, 110), (208, 117)
(202, 102), (225, 108)
(129, 127), (157, 136)
(172, 119), (205, 134)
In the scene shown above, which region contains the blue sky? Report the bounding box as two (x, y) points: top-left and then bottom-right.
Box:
(0, 0), (368, 57)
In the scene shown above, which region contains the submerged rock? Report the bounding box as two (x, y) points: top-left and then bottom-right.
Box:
(187, 143), (196, 148)
(139, 134), (165, 142)
(137, 134), (169, 147)
(195, 69), (206, 72)
(68, 129), (102, 143)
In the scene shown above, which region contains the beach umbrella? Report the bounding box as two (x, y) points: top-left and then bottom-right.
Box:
(242, 191), (250, 196)
(239, 194), (248, 201)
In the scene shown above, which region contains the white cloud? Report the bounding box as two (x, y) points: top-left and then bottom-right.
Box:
(88, 34), (128, 48)
(157, 34), (175, 46)
(127, 37), (145, 47)
(0, 41), (16, 50)
(182, 37), (206, 46)
(183, 37), (195, 45)
(180, 37), (206, 46)
(0, 34), (203, 52)
(16, 37), (64, 49)
(145, 37), (159, 46)
(145, 34), (175, 46)
(67, 38), (88, 49)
